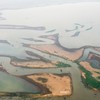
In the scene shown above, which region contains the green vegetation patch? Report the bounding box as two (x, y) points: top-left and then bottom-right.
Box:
(76, 61), (100, 89)
(56, 62), (71, 67)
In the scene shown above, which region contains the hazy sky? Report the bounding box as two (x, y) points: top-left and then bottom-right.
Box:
(0, 0), (100, 9)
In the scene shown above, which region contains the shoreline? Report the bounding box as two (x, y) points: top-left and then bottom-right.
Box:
(21, 73), (73, 98)
(81, 75), (100, 92)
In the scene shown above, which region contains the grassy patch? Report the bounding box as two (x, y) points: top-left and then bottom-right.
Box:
(75, 61), (100, 89)
(56, 62), (71, 67)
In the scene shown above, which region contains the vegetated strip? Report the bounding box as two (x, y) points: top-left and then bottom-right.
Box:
(56, 62), (71, 67)
(75, 61), (100, 90)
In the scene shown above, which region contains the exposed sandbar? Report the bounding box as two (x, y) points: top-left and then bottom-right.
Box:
(30, 44), (83, 61)
(26, 73), (72, 97)
(11, 61), (56, 68)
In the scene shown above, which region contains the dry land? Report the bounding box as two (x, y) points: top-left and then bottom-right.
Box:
(11, 44), (83, 68)
(30, 44), (83, 61)
(26, 73), (72, 97)
(11, 61), (56, 68)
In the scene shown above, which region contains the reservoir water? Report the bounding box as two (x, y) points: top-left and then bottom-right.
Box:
(0, 2), (100, 100)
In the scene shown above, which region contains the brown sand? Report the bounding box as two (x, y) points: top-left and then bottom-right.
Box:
(27, 73), (72, 96)
(11, 44), (83, 68)
(11, 61), (56, 68)
(81, 71), (86, 79)
(30, 44), (83, 61)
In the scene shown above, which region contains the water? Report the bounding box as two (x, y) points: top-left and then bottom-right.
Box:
(0, 2), (100, 100)
(1, 55), (100, 100)
(1, 2), (100, 49)
(79, 48), (100, 61)
(0, 71), (41, 93)
(0, 0), (100, 10)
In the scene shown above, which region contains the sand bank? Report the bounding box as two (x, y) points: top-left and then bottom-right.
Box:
(27, 73), (72, 97)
